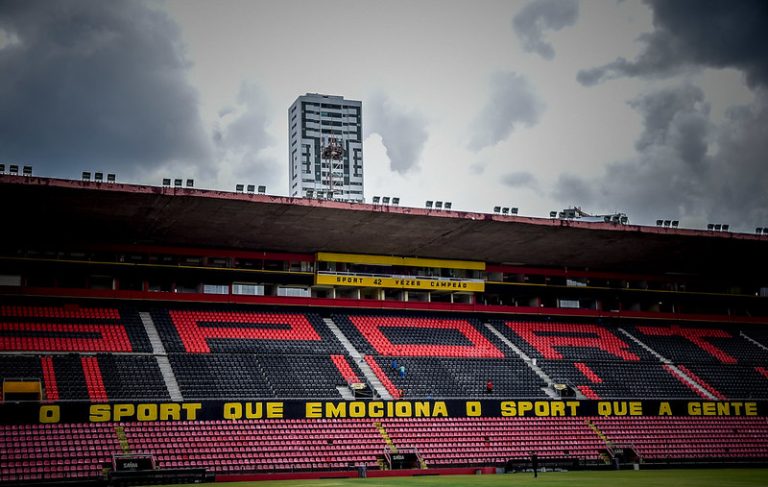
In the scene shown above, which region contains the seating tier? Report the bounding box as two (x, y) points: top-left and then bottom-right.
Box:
(3, 416), (768, 482)
(369, 356), (546, 398)
(539, 361), (701, 399)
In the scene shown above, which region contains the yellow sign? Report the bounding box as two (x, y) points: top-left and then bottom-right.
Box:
(305, 401), (449, 418)
(10, 399), (767, 424)
(3, 380), (41, 394)
(315, 273), (484, 291)
(316, 252), (485, 271)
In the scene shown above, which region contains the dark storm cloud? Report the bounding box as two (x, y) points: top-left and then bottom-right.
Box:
(578, 0), (768, 87)
(214, 82), (278, 186)
(366, 93), (428, 175)
(216, 83), (272, 153)
(552, 173), (593, 207)
(501, 171), (538, 188)
(0, 0), (212, 178)
(628, 84), (711, 166)
(468, 71), (544, 152)
(707, 92), (768, 228)
(553, 84), (768, 230)
(512, 0), (579, 60)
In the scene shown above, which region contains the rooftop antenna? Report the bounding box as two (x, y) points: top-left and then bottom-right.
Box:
(321, 136), (344, 201)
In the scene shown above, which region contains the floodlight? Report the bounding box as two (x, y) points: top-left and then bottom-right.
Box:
(392, 197), (400, 205)
(510, 207), (518, 215)
(174, 178), (182, 187)
(107, 174), (116, 183)
(426, 200), (433, 208)
(758, 227), (764, 234)
(9, 165), (18, 175)
(162, 178), (171, 186)
(435, 201), (443, 209)
(382, 197), (390, 204)
(95, 172), (103, 182)
(186, 179), (193, 187)
(235, 184), (244, 192)
(656, 220), (663, 226)
(0, 164), (5, 173)
(306, 189), (314, 198)
(550, 211), (557, 218)
(664, 220), (671, 227)
(714, 224), (722, 231)
(493, 206), (501, 213)
(83, 172), (92, 182)
(373, 196), (381, 204)
(247, 184), (255, 193)
(444, 202), (452, 210)
(707, 224), (715, 230)
(258, 185), (266, 194)
(502, 207), (509, 215)
(722, 224), (729, 231)
(22, 166), (32, 176)
(620, 216), (629, 224)
(671, 221), (679, 227)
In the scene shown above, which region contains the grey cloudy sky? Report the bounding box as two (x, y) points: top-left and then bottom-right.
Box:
(0, 0), (766, 232)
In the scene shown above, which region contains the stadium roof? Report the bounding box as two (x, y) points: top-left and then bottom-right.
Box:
(2, 175), (766, 276)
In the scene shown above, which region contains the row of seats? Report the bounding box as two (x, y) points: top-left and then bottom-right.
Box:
(5, 416), (768, 481)
(96, 354), (170, 400)
(151, 309), (346, 355)
(1, 353), (766, 400)
(1, 351), (357, 401)
(168, 353), (357, 399)
(383, 417), (603, 466)
(4, 305), (767, 365)
(497, 321), (650, 362)
(0, 305), (120, 318)
(2, 306), (767, 401)
(121, 419), (384, 473)
(625, 324), (768, 364)
(332, 314), (509, 358)
(370, 356), (546, 398)
(593, 416), (768, 460)
(0, 423), (120, 482)
(0, 305), (151, 352)
(495, 320), (768, 365)
(540, 361), (702, 399)
(0, 354), (168, 401)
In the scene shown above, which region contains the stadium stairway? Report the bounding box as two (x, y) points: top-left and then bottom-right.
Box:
(617, 327), (671, 363)
(115, 426), (130, 454)
(374, 421), (398, 453)
(618, 326), (720, 400)
(585, 419), (621, 465)
(492, 318), (768, 400)
(323, 317), (392, 399)
(741, 331), (768, 352)
(483, 322), (565, 399)
(585, 419), (610, 443)
(139, 311), (183, 401)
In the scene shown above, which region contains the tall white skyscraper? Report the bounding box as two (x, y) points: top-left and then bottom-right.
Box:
(289, 93), (363, 202)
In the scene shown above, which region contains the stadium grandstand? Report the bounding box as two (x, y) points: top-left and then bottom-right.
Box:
(1, 173), (767, 484)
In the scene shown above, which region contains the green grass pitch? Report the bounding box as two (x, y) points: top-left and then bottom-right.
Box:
(162, 468), (768, 487)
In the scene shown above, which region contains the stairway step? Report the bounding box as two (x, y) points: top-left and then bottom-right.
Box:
(323, 318), (392, 400)
(139, 312), (183, 402)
